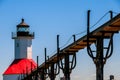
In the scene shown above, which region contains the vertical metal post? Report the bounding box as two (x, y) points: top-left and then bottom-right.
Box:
(87, 10), (90, 50)
(73, 35), (76, 42)
(45, 47), (59, 80)
(64, 54), (70, 80)
(109, 11), (113, 19)
(48, 62), (59, 80)
(57, 35), (60, 54)
(87, 10), (90, 28)
(35, 56), (39, 80)
(37, 56), (39, 68)
(45, 48), (47, 69)
(50, 63), (55, 80)
(57, 35), (76, 80)
(86, 10), (114, 80)
(44, 48), (47, 80)
(96, 37), (104, 80)
(45, 48), (47, 62)
(40, 68), (45, 80)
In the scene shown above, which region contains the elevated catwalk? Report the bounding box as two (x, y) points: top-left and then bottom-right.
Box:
(23, 13), (120, 80)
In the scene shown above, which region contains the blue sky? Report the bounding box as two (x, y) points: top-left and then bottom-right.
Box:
(0, 0), (120, 80)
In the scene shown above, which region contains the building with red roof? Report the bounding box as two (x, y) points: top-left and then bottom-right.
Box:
(3, 19), (37, 80)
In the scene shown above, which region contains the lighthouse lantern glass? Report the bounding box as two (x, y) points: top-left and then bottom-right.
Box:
(17, 27), (29, 32)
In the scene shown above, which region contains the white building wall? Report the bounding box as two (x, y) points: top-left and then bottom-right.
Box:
(3, 74), (23, 80)
(15, 37), (32, 59)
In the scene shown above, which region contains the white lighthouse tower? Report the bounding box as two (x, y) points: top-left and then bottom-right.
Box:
(3, 19), (37, 80)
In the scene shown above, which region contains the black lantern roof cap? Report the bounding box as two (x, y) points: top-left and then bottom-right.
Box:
(17, 19), (29, 27)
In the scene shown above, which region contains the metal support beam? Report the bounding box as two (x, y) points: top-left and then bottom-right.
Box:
(46, 62), (59, 80)
(45, 48), (59, 80)
(57, 35), (76, 80)
(109, 11), (113, 19)
(95, 37), (104, 80)
(64, 54), (70, 80)
(87, 10), (114, 80)
(37, 56), (39, 68)
(48, 63), (55, 80)
(34, 56), (39, 80)
(40, 68), (45, 80)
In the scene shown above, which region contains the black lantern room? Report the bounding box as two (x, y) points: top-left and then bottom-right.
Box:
(16, 19), (34, 37)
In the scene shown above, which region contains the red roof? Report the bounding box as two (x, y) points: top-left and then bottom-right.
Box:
(3, 59), (37, 75)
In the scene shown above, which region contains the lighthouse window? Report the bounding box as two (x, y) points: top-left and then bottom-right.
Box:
(18, 27), (29, 32)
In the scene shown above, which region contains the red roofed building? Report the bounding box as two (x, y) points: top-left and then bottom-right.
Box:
(3, 19), (37, 80)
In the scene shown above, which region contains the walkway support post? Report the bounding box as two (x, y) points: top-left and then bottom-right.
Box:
(44, 48), (59, 80)
(87, 10), (114, 80)
(57, 35), (76, 80)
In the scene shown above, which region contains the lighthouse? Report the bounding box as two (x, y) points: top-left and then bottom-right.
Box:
(3, 19), (37, 80)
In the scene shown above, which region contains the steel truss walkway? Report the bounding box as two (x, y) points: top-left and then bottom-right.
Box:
(22, 12), (120, 80)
